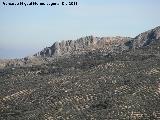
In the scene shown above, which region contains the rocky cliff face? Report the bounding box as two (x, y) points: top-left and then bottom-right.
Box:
(34, 26), (160, 58)
(133, 26), (160, 48)
(34, 36), (131, 57)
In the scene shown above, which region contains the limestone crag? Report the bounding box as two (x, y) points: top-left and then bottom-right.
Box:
(134, 26), (160, 48)
(34, 36), (131, 57)
(34, 26), (160, 58)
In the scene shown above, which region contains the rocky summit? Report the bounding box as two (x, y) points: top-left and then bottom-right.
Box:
(34, 26), (160, 58)
(0, 26), (160, 120)
(34, 36), (131, 57)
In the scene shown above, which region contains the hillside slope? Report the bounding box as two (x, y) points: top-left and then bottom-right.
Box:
(0, 26), (160, 119)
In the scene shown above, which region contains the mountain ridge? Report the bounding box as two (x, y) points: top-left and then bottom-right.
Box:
(0, 26), (160, 69)
(34, 26), (160, 58)
(34, 36), (131, 57)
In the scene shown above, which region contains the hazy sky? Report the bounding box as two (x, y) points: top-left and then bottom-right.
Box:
(0, 0), (160, 59)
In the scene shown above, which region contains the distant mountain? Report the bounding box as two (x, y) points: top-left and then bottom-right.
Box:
(135, 26), (160, 47)
(0, 26), (160, 69)
(34, 26), (160, 58)
(125, 26), (160, 49)
(34, 36), (131, 57)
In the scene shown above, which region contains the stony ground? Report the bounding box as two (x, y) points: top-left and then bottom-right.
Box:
(0, 41), (160, 120)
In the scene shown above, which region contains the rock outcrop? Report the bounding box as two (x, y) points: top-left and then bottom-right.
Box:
(34, 26), (160, 58)
(133, 26), (160, 48)
(34, 36), (131, 57)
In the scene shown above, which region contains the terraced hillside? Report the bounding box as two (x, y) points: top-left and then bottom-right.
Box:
(0, 39), (160, 120)
(0, 26), (160, 119)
